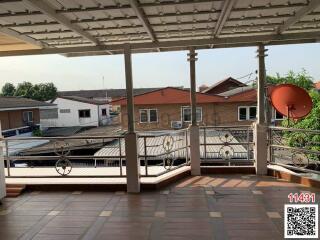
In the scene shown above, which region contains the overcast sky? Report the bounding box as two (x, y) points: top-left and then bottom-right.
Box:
(0, 43), (319, 91)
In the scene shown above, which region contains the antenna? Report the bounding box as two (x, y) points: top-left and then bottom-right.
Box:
(270, 84), (312, 125)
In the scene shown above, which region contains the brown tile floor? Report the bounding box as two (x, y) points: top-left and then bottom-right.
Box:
(0, 175), (319, 240)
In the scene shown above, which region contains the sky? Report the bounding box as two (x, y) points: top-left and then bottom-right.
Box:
(0, 43), (319, 91)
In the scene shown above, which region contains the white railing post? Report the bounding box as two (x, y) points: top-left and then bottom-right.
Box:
(123, 44), (140, 193)
(188, 48), (201, 175)
(0, 121), (6, 200)
(254, 44), (268, 175)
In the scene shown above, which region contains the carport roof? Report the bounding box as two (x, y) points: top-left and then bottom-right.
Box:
(0, 0), (319, 56)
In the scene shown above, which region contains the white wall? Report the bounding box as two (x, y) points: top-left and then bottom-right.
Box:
(0, 122), (6, 200)
(42, 98), (110, 127)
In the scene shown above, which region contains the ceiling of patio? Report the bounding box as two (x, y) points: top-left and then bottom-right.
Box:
(0, 0), (319, 56)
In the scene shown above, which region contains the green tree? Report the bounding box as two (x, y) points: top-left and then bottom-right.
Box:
(14, 81), (34, 98)
(282, 90), (320, 159)
(1, 83), (16, 96)
(36, 83), (57, 101)
(267, 69), (314, 90)
(12, 82), (57, 101)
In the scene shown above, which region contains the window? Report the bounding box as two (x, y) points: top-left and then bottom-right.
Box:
(102, 108), (107, 116)
(79, 109), (91, 118)
(23, 111), (33, 123)
(182, 107), (202, 122)
(60, 109), (70, 114)
(238, 106), (257, 121)
(239, 107), (247, 121)
(149, 109), (158, 122)
(139, 109), (158, 123)
(249, 107), (257, 120)
(275, 110), (285, 120)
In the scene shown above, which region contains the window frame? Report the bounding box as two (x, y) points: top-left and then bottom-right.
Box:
(238, 106), (257, 121)
(101, 108), (107, 116)
(181, 106), (202, 123)
(78, 109), (91, 118)
(274, 109), (285, 120)
(249, 106), (257, 120)
(23, 111), (33, 123)
(139, 109), (158, 123)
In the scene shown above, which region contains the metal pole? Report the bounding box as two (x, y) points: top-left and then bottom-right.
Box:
(144, 137), (148, 176)
(185, 130), (189, 163)
(257, 44), (267, 124)
(188, 48), (198, 126)
(204, 128), (207, 159)
(247, 127), (250, 161)
(5, 140), (10, 176)
(119, 137), (123, 176)
(124, 44), (135, 133)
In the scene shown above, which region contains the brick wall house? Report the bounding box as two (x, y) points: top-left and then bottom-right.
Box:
(113, 87), (259, 131)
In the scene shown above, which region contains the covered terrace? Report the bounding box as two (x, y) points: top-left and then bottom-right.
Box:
(0, 1), (320, 239)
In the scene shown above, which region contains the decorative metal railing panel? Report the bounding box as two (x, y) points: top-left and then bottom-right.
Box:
(138, 129), (189, 177)
(3, 135), (125, 178)
(269, 127), (320, 172)
(1, 129), (190, 178)
(200, 125), (254, 165)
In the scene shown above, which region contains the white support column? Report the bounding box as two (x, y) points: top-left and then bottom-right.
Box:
(254, 44), (268, 175)
(188, 48), (201, 176)
(0, 122), (6, 201)
(123, 44), (140, 193)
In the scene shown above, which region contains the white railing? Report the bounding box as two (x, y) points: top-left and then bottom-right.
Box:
(200, 125), (254, 165)
(269, 126), (320, 173)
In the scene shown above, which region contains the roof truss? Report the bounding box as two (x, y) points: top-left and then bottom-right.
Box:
(277, 0), (320, 34)
(22, 0), (100, 46)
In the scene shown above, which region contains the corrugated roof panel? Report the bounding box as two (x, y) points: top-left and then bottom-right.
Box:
(0, 0), (319, 54)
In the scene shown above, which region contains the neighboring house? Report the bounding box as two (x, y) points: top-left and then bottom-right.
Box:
(0, 96), (56, 137)
(42, 96), (110, 128)
(112, 87), (261, 131)
(218, 85), (285, 124)
(58, 88), (162, 112)
(201, 77), (247, 95)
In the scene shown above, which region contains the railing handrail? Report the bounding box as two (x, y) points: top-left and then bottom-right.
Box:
(200, 125), (252, 129)
(0, 135), (125, 141)
(270, 144), (320, 155)
(137, 128), (188, 137)
(269, 126), (320, 134)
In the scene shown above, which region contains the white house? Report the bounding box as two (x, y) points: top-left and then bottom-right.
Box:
(41, 96), (110, 128)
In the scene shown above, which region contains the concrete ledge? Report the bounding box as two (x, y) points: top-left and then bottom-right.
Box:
(6, 166), (191, 192)
(268, 165), (320, 189)
(201, 166), (256, 174)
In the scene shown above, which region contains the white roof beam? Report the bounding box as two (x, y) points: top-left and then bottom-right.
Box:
(22, 0), (101, 46)
(0, 31), (319, 57)
(213, 0), (237, 37)
(277, 0), (320, 34)
(0, 26), (47, 48)
(129, 0), (157, 42)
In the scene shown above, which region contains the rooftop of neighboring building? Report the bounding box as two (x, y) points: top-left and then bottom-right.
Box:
(112, 87), (226, 106)
(58, 87), (166, 99)
(201, 77), (247, 94)
(52, 96), (108, 105)
(0, 96), (55, 111)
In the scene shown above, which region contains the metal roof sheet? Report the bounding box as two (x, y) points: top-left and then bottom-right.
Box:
(0, 0), (319, 56)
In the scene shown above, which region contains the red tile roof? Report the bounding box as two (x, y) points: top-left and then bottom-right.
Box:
(112, 87), (226, 105)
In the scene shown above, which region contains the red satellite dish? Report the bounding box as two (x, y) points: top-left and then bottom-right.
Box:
(270, 84), (312, 120)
